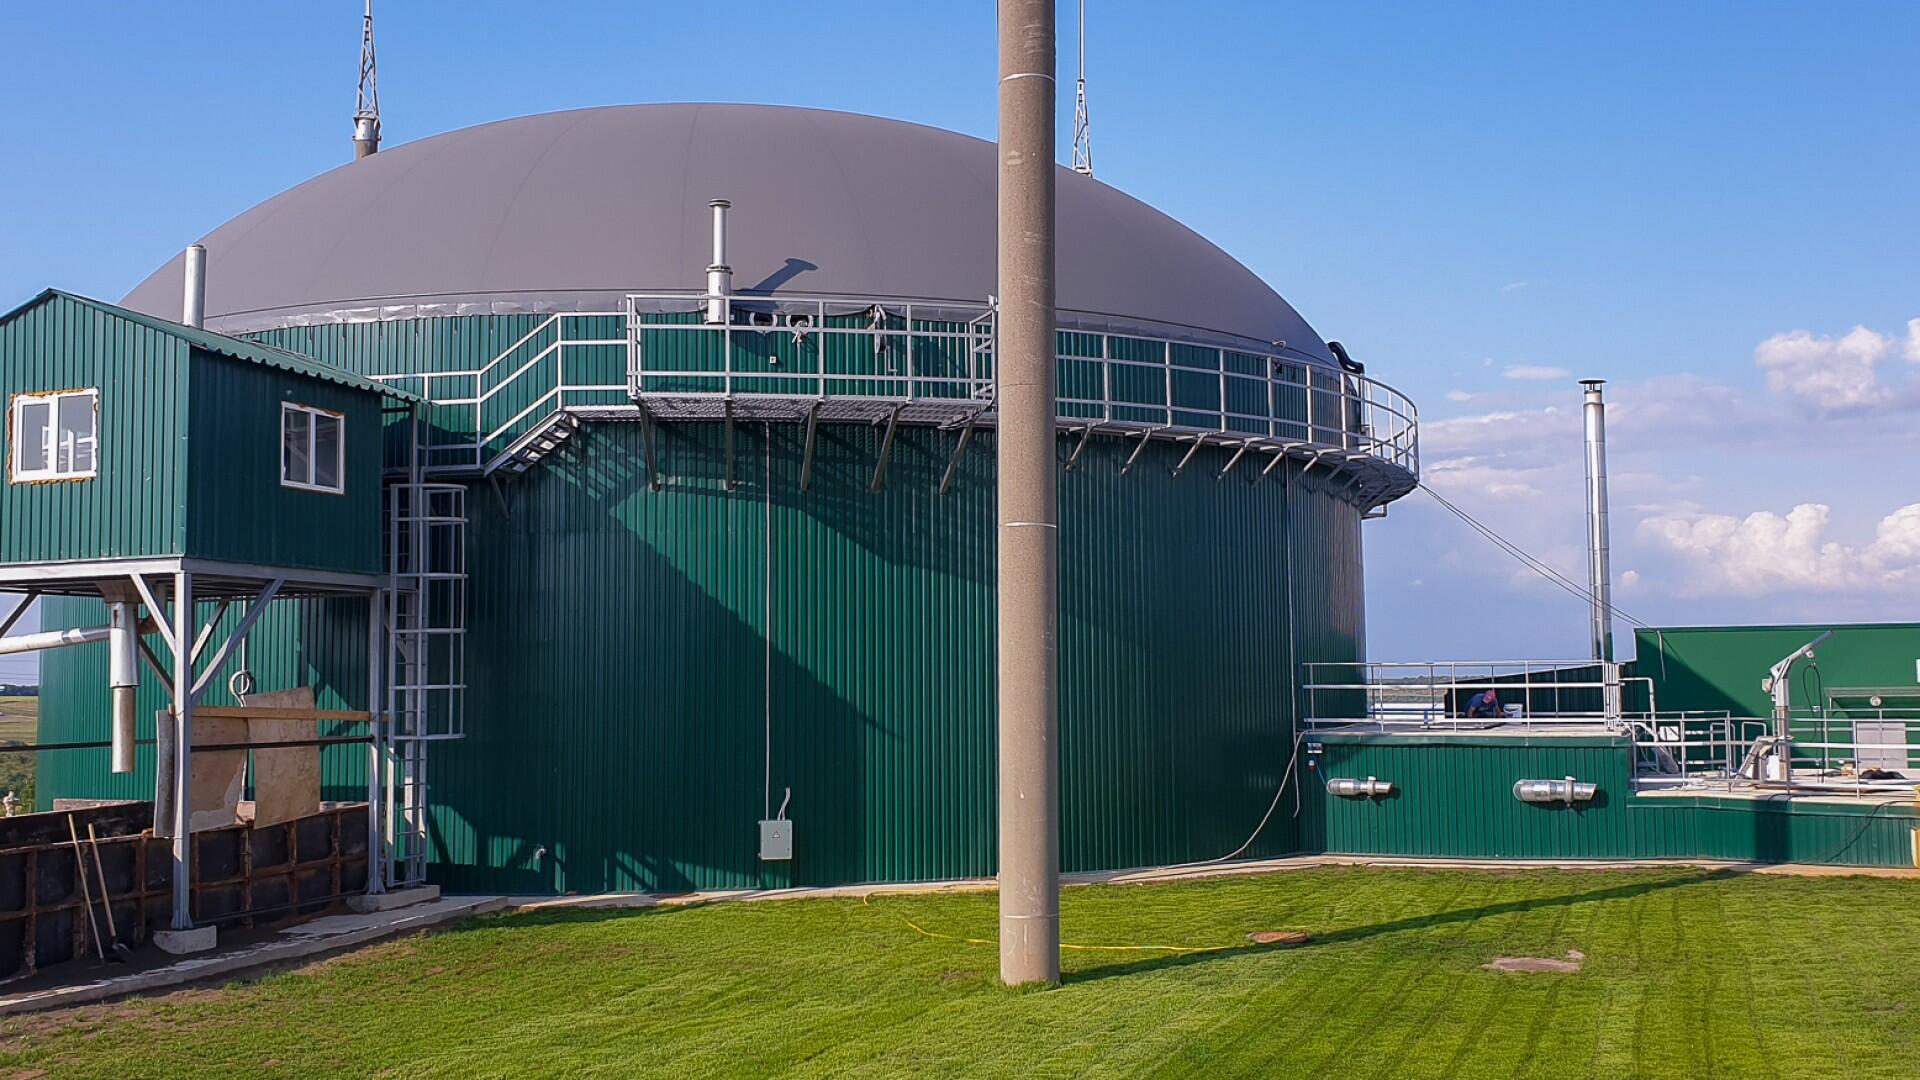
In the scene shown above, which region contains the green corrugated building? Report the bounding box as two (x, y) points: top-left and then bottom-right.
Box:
(11, 104), (1915, 926)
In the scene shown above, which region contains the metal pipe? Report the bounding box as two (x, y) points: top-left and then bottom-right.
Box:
(1326, 777), (1394, 798)
(1514, 777), (1598, 805)
(0, 625), (110, 656)
(108, 602), (138, 774)
(706, 199), (732, 325)
(995, 0), (1060, 988)
(1580, 379), (1613, 663)
(182, 244), (207, 329)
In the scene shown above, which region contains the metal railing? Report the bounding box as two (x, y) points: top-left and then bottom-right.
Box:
(1302, 661), (1920, 796)
(365, 291), (1420, 500)
(1302, 660), (1653, 732)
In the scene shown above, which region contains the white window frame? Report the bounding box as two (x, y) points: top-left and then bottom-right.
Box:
(280, 402), (347, 495)
(8, 388), (99, 483)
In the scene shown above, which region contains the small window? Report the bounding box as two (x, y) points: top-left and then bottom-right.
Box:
(9, 389), (98, 482)
(281, 402), (345, 494)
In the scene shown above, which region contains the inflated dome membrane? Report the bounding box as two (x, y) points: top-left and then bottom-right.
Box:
(123, 103), (1331, 359)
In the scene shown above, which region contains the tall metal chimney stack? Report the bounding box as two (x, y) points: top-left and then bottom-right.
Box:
(181, 244), (207, 329)
(353, 1), (381, 159)
(995, 0), (1061, 988)
(705, 199), (732, 325)
(1581, 379), (1614, 663)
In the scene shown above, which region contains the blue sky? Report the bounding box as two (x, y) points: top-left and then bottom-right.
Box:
(3, 2), (1918, 680)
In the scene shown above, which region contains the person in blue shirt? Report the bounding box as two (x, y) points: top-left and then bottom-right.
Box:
(1463, 689), (1503, 718)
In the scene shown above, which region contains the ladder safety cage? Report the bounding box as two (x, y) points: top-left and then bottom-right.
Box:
(380, 479), (468, 887)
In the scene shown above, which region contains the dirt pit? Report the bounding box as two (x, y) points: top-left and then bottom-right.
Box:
(1483, 949), (1585, 973)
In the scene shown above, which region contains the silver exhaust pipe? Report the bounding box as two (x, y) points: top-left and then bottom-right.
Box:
(705, 199), (732, 325)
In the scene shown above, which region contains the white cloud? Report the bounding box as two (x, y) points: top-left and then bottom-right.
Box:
(1443, 390), (1475, 403)
(1638, 501), (1920, 595)
(1619, 569), (1641, 591)
(1753, 324), (1897, 412)
(1906, 318), (1920, 363)
(1501, 364), (1571, 381)
(1501, 281), (1529, 293)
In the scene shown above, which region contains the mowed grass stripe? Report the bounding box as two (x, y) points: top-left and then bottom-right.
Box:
(5, 867), (1920, 1079)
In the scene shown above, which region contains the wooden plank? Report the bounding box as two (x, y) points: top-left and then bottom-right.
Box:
(194, 706), (371, 723)
(188, 717), (248, 833)
(249, 690), (321, 830)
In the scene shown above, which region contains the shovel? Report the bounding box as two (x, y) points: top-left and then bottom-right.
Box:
(65, 814), (112, 963)
(86, 822), (134, 963)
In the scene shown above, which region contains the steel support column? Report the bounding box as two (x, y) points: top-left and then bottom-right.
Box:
(995, 0), (1060, 988)
(168, 570), (194, 929)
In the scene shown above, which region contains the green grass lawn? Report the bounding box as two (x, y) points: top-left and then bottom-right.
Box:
(5, 866), (1919, 1079)
(0, 696), (34, 809)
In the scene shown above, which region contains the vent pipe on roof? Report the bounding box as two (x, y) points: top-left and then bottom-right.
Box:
(706, 199), (732, 325)
(182, 245), (206, 329)
(1580, 380), (1613, 663)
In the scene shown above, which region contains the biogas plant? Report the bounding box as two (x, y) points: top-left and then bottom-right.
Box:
(0, 24), (1915, 979)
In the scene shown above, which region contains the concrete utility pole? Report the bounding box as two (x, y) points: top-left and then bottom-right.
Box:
(995, 0), (1061, 988)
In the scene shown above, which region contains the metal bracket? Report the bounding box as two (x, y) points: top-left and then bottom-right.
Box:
(1119, 429), (1157, 476)
(191, 578), (283, 702)
(1169, 437), (1205, 478)
(1215, 443), (1249, 480)
(870, 406), (904, 492)
(128, 574), (176, 654)
(723, 400), (737, 491)
(798, 402), (821, 493)
(0, 591), (34, 639)
(939, 413), (978, 496)
(637, 407), (663, 493)
(1063, 426), (1095, 472)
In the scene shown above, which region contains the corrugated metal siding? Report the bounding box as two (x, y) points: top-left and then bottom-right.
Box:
(1302, 735), (1920, 867)
(0, 294), (188, 562)
(1637, 624), (1920, 719)
(37, 595), (374, 810)
(186, 353), (385, 574)
(1303, 735), (1639, 859)
(424, 421), (1359, 893)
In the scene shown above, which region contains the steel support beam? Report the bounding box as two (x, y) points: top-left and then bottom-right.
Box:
(1119, 430), (1155, 476)
(723, 400), (737, 491)
(365, 590), (386, 895)
(870, 406), (903, 492)
(1170, 437), (1205, 478)
(168, 570), (194, 930)
(799, 403), (821, 493)
(1215, 443), (1250, 480)
(1063, 426), (1094, 471)
(939, 414), (977, 496)
(637, 408), (663, 492)
(190, 578), (283, 702)
(0, 591), (35, 639)
(996, 0), (1061, 988)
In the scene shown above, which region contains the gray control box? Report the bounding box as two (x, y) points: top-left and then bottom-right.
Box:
(758, 819), (793, 861)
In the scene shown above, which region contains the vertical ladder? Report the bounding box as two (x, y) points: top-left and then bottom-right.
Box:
(381, 477), (468, 888)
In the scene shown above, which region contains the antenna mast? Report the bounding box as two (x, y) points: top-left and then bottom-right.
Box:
(353, 0), (381, 159)
(1071, 0), (1092, 176)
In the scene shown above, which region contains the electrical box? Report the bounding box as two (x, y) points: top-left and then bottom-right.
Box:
(758, 819), (793, 861)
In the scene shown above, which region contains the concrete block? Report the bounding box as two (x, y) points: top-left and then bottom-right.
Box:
(152, 926), (217, 955)
(347, 885), (440, 913)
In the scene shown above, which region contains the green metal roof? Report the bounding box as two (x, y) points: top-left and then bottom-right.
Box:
(0, 289), (421, 403)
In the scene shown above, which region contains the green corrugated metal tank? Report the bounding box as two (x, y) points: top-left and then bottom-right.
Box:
(30, 105), (1406, 894)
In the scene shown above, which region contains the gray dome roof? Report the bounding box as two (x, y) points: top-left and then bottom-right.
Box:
(123, 103), (1331, 358)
